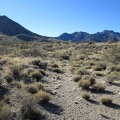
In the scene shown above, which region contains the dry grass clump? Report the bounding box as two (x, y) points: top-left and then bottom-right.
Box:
(78, 80), (91, 89)
(4, 74), (13, 83)
(26, 84), (38, 94)
(101, 96), (113, 105)
(108, 65), (120, 72)
(92, 83), (106, 92)
(74, 68), (90, 75)
(60, 54), (69, 60)
(35, 91), (50, 103)
(72, 75), (82, 82)
(31, 58), (48, 69)
(37, 82), (44, 90)
(82, 92), (90, 100)
(8, 65), (22, 80)
(0, 102), (12, 120)
(82, 75), (96, 85)
(106, 71), (119, 83)
(30, 69), (43, 81)
(51, 63), (59, 68)
(21, 99), (45, 120)
(49, 67), (63, 73)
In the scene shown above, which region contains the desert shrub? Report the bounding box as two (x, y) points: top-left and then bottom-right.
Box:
(51, 63), (59, 68)
(0, 103), (12, 120)
(82, 92), (90, 100)
(101, 96), (113, 105)
(75, 68), (90, 75)
(4, 74), (13, 83)
(72, 75), (82, 82)
(104, 44), (120, 65)
(108, 65), (120, 72)
(78, 80), (91, 89)
(9, 65), (22, 80)
(49, 68), (63, 73)
(30, 70), (43, 81)
(106, 72), (119, 83)
(35, 91), (50, 103)
(37, 83), (44, 90)
(22, 99), (44, 120)
(20, 48), (41, 57)
(31, 59), (48, 69)
(93, 62), (106, 71)
(26, 84), (38, 94)
(82, 75), (96, 85)
(61, 54), (69, 60)
(79, 54), (85, 60)
(94, 72), (104, 76)
(92, 83), (105, 92)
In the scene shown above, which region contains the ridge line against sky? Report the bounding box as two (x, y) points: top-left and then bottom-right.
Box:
(0, 0), (120, 37)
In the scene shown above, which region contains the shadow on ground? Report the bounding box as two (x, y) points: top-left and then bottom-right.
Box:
(40, 102), (63, 115)
(87, 99), (100, 105)
(110, 82), (120, 87)
(104, 103), (120, 110)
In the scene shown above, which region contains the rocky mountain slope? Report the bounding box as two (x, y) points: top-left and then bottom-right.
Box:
(57, 30), (120, 42)
(0, 15), (40, 37)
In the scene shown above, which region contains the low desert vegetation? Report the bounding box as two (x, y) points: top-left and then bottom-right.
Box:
(82, 92), (90, 100)
(35, 91), (51, 103)
(0, 40), (119, 119)
(101, 96), (113, 105)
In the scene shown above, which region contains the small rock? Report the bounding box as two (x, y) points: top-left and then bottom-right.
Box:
(52, 90), (57, 95)
(74, 101), (78, 104)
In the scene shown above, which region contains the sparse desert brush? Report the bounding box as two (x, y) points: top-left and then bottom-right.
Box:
(74, 68), (90, 75)
(106, 72), (119, 83)
(72, 75), (82, 82)
(101, 96), (113, 105)
(108, 65), (120, 72)
(78, 80), (91, 89)
(8, 65), (22, 80)
(36, 82), (44, 90)
(92, 83), (106, 92)
(49, 67), (63, 73)
(26, 84), (38, 94)
(51, 63), (59, 68)
(78, 54), (86, 60)
(0, 103), (12, 120)
(94, 72), (104, 76)
(31, 58), (48, 69)
(4, 74), (13, 83)
(35, 91), (50, 103)
(93, 62), (106, 71)
(22, 99), (44, 120)
(89, 61), (95, 66)
(60, 53), (69, 60)
(30, 69), (43, 81)
(82, 92), (90, 100)
(82, 75), (96, 85)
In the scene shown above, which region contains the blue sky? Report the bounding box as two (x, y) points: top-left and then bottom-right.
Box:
(0, 0), (120, 37)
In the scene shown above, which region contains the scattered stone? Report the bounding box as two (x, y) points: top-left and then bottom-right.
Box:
(74, 101), (79, 104)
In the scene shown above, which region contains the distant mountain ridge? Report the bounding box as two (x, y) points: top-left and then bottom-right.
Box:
(0, 15), (45, 41)
(57, 30), (120, 42)
(0, 15), (40, 36)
